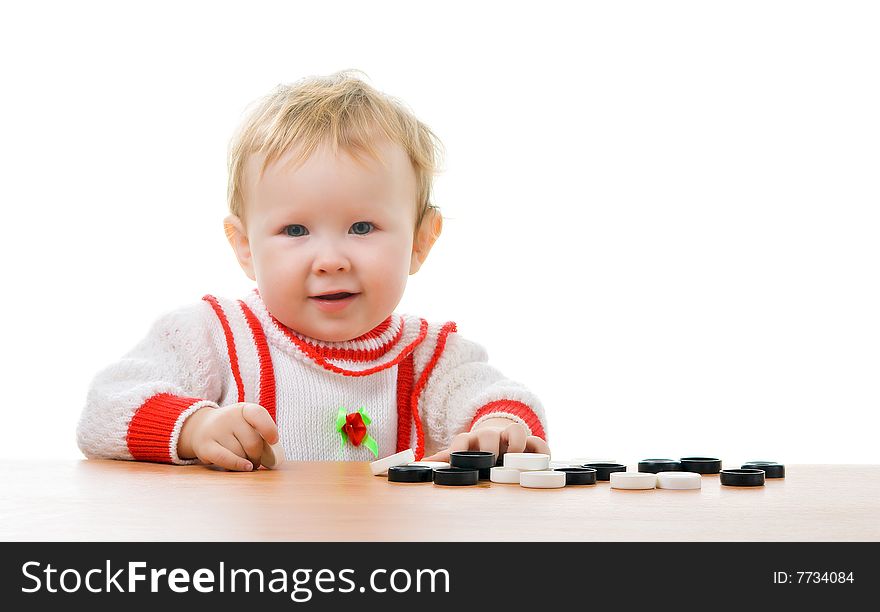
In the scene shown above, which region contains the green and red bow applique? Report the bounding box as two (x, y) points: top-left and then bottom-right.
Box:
(335, 407), (378, 457)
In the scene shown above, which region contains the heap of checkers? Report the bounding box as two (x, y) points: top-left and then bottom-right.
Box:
(369, 449), (785, 489)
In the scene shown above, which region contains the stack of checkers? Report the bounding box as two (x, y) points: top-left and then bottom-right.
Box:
(491, 453), (595, 489)
(369, 450), (784, 489)
(369, 449), (451, 480)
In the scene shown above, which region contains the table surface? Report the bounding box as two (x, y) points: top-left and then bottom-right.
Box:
(1, 460), (878, 541)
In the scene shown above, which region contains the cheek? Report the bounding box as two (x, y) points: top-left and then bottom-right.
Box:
(253, 243), (306, 288)
(360, 237), (411, 276)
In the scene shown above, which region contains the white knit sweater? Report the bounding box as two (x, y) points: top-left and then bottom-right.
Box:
(76, 288), (547, 464)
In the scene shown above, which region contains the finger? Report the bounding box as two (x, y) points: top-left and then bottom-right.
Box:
(421, 449), (450, 462)
(475, 428), (501, 458)
(500, 423), (528, 455)
(219, 433), (249, 463)
(422, 433), (473, 463)
(524, 435), (551, 455)
(449, 432), (474, 453)
(232, 424), (265, 469)
(201, 440), (253, 471)
(241, 403), (279, 444)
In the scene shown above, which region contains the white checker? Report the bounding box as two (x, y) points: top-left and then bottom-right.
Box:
(490, 466), (522, 484)
(503, 453), (551, 471)
(408, 461), (450, 470)
(370, 448), (415, 476)
(656, 471), (702, 490)
(520, 470), (566, 489)
(610, 472), (656, 490)
(260, 441), (285, 470)
(549, 460), (577, 469)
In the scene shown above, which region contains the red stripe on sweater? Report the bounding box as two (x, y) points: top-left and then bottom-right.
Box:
(395, 353), (415, 452)
(202, 295), (244, 403)
(469, 400), (547, 441)
(238, 300), (277, 422)
(410, 322), (458, 460)
(127, 393), (204, 463)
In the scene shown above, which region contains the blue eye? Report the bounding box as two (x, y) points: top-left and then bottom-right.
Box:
(284, 225), (308, 237)
(350, 222), (374, 235)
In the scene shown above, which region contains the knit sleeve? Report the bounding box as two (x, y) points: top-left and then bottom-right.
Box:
(418, 329), (547, 456)
(76, 300), (225, 465)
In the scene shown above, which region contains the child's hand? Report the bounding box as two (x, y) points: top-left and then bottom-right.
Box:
(422, 417), (550, 463)
(178, 402), (279, 471)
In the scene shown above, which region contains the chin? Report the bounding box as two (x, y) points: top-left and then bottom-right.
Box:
(315, 324), (363, 343)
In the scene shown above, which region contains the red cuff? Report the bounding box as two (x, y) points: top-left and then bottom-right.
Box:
(127, 393), (206, 463)
(469, 400), (547, 441)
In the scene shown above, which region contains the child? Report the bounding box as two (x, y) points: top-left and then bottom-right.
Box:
(77, 70), (549, 471)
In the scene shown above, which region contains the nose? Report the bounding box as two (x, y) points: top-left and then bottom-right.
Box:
(311, 240), (352, 274)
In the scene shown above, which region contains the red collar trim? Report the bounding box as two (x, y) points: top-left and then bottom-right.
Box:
(255, 288), (403, 362)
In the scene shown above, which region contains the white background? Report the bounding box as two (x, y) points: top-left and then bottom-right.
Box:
(1, 0), (877, 465)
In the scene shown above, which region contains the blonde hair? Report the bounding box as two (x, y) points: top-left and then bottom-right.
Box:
(227, 69), (444, 235)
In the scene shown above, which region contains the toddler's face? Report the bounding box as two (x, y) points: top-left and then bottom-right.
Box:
(226, 138), (438, 342)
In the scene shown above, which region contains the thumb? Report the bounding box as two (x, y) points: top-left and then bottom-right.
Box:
(240, 403), (279, 444)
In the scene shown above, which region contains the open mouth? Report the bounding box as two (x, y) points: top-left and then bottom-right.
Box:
(312, 292), (358, 301)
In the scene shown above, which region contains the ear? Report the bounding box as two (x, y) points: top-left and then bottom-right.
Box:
(409, 208), (443, 275)
(224, 214), (256, 281)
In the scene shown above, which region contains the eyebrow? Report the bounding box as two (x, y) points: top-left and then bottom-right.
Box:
(268, 199), (391, 222)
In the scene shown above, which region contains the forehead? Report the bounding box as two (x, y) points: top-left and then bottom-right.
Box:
(243, 137), (416, 216)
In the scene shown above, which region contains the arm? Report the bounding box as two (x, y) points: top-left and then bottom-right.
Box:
(418, 330), (549, 461)
(76, 301), (224, 465)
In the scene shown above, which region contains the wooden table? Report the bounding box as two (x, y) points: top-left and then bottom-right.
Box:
(1, 461), (877, 541)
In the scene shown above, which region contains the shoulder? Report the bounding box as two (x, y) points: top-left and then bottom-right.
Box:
(121, 298), (219, 366)
(402, 313), (488, 376)
(144, 293), (257, 353)
(200, 293), (243, 322)
(199, 292), (266, 335)
(146, 298), (215, 337)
